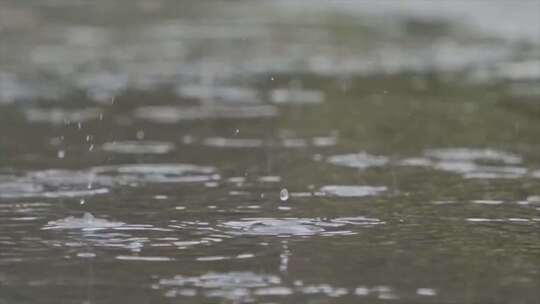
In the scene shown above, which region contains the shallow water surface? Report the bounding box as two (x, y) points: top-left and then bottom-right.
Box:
(1, 1), (540, 303)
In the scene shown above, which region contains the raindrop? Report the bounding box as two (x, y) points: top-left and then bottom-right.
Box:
(136, 130), (145, 140)
(280, 188), (289, 202)
(57, 150), (65, 159)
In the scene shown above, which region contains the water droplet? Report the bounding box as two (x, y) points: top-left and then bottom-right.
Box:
(280, 188), (289, 202)
(136, 130), (145, 140)
(57, 150), (65, 159)
(80, 199), (85, 205)
(235, 129), (240, 135)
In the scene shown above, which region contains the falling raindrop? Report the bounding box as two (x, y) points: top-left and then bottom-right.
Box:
(80, 199), (85, 205)
(136, 130), (145, 140)
(57, 150), (65, 159)
(280, 188), (289, 202)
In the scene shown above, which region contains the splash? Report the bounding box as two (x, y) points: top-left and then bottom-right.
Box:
(220, 216), (384, 237)
(42, 212), (124, 231)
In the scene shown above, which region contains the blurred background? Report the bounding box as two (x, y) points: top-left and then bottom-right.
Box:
(1, 1), (539, 303)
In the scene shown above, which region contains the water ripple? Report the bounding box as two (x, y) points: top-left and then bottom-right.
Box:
(176, 85), (260, 104)
(101, 141), (175, 154)
(42, 212), (124, 231)
(319, 185), (387, 197)
(326, 153), (389, 169)
(424, 148), (523, 164)
(269, 88), (324, 105)
(24, 108), (102, 125)
(220, 216), (384, 237)
(91, 163), (219, 184)
(134, 105), (277, 123)
(159, 272), (282, 300)
(0, 163), (218, 199)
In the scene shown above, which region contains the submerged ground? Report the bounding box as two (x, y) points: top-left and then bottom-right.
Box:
(1, 1), (540, 303)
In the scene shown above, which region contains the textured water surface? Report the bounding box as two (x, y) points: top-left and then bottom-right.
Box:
(1, 1), (540, 304)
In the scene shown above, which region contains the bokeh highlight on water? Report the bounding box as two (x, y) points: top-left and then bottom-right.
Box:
(1, 1), (539, 303)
